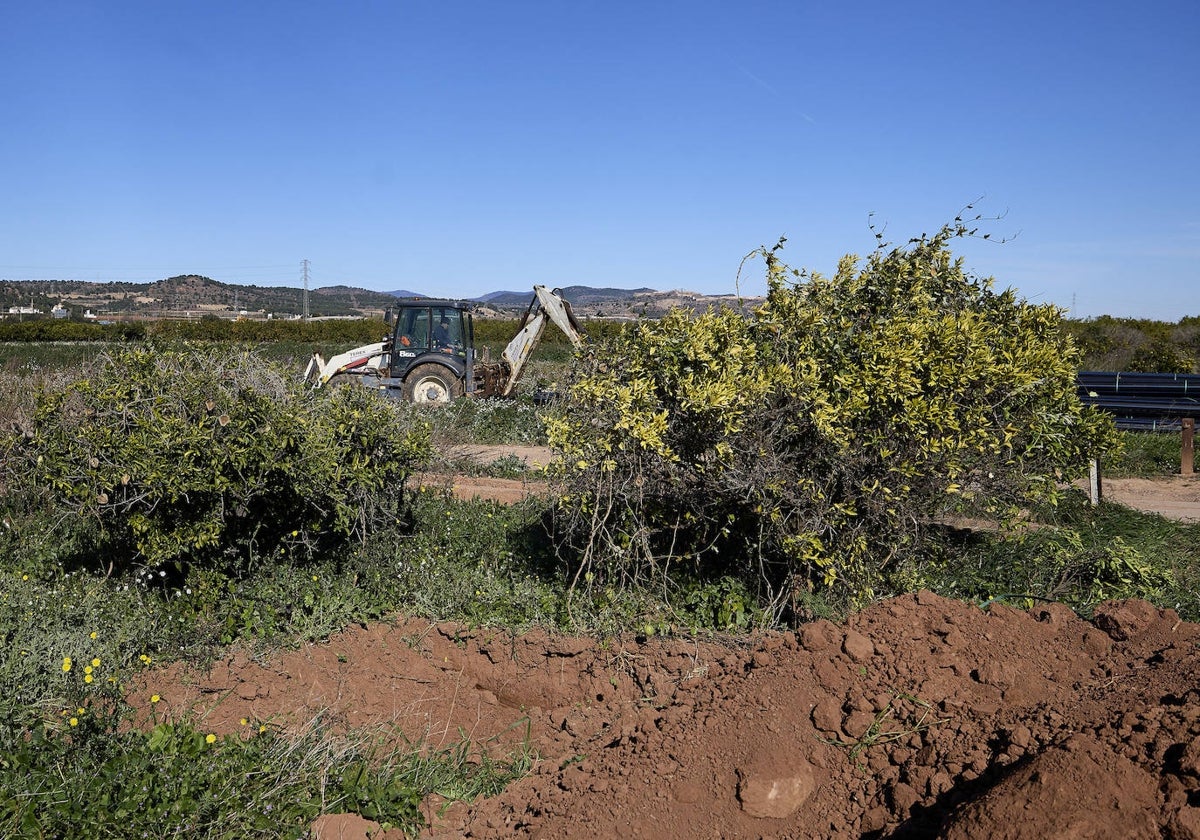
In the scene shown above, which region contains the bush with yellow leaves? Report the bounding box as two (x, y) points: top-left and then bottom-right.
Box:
(546, 221), (1118, 619)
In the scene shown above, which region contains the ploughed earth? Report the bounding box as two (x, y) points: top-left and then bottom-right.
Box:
(134, 453), (1200, 838)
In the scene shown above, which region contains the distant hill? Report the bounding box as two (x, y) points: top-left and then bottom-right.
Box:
(475, 286), (657, 309)
(474, 290), (524, 303)
(0, 276), (759, 321)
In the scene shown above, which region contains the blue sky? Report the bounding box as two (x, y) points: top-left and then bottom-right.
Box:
(2, 1), (1196, 319)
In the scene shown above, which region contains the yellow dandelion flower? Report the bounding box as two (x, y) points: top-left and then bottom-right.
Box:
(89, 631), (98, 640)
(77, 708), (84, 715)
(84, 665), (93, 675)
(258, 725), (266, 733)
(84, 674), (94, 684)
(150, 694), (161, 704)
(91, 658), (101, 668)
(205, 733), (216, 744)
(240, 718), (249, 726)
(69, 717), (78, 727)
(62, 657), (72, 673)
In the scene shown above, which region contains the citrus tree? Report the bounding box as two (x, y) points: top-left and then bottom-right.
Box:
(545, 222), (1118, 617)
(4, 345), (430, 571)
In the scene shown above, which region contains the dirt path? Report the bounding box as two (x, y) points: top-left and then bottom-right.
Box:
(448, 444), (1200, 523)
(448, 444), (555, 468)
(418, 444), (553, 503)
(136, 595), (1200, 839)
(1100, 475), (1200, 522)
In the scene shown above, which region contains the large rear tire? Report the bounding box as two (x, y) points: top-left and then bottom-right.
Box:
(403, 364), (465, 404)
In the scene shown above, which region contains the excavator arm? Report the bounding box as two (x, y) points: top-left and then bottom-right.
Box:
(498, 286), (585, 396)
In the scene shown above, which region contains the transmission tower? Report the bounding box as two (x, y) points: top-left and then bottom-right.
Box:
(302, 259), (310, 320)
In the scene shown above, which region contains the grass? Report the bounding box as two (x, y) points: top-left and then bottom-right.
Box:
(0, 482), (673, 837)
(1105, 429), (1193, 477)
(905, 490), (1198, 619)
(0, 341), (107, 371)
(0, 494), (551, 838)
(409, 395), (551, 447)
(0, 704), (533, 838)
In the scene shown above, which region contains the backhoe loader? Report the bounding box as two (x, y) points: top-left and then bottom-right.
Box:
(303, 285), (584, 403)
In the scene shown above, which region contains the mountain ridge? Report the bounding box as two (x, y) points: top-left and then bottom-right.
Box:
(1, 276), (758, 320)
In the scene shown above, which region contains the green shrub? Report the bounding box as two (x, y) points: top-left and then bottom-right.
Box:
(546, 222), (1119, 616)
(1064, 315), (1199, 373)
(146, 318), (389, 344)
(3, 345), (430, 572)
(0, 317), (388, 345)
(1127, 338), (1193, 373)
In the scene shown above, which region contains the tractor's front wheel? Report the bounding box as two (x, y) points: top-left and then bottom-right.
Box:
(403, 364), (464, 404)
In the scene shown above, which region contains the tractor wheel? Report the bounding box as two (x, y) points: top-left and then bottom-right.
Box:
(403, 364), (464, 404)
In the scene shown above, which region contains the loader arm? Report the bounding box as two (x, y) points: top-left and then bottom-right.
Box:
(499, 286), (585, 397)
(304, 340), (390, 387)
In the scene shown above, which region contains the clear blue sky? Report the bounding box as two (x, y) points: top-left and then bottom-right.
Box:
(2, 1), (1196, 319)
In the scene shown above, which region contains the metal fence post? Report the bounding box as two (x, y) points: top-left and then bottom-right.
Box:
(1183, 418), (1195, 476)
(1089, 457), (1103, 506)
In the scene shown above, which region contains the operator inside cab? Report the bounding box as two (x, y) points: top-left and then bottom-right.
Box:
(433, 317), (452, 350)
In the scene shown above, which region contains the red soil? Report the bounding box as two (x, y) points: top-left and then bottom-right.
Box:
(137, 593), (1200, 839)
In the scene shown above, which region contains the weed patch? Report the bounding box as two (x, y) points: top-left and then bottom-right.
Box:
(821, 693), (950, 768)
(0, 702), (532, 839)
(1105, 430), (1192, 477)
(904, 493), (1194, 618)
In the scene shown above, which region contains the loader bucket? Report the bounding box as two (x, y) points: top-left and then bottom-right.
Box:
(303, 353), (327, 386)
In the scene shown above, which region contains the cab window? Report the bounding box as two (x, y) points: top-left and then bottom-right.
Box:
(432, 307), (464, 354)
(397, 308), (430, 350)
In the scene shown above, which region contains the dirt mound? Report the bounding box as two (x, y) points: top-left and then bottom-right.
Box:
(939, 732), (1161, 840)
(133, 592), (1200, 838)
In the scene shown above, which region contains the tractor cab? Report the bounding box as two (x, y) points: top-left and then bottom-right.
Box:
(385, 300), (474, 379)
